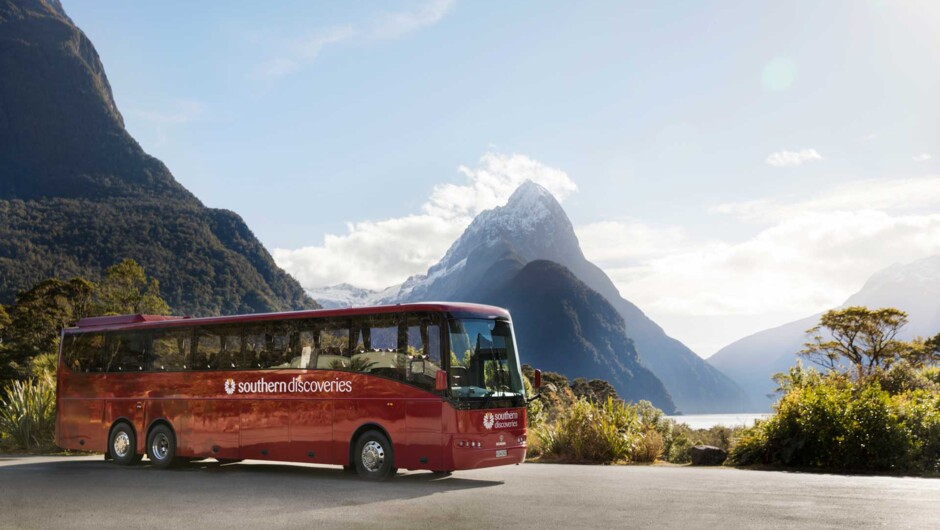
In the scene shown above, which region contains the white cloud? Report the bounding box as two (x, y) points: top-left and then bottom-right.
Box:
(369, 0), (455, 40)
(131, 99), (205, 124)
(606, 211), (940, 318)
(296, 26), (357, 58)
(765, 148), (823, 167)
(259, 0), (454, 78)
(274, 152), (576, 290)
(712, 175), (940, 222)
(579, 174), (940, 354)
(423, 152), (577, 220)
(913, 153), (933, 162)
(128, 99), (205, 147)
(577, 220), (689, 264)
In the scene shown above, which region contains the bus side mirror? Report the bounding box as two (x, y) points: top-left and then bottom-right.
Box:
(534, 369), (542, 389)
(435, 370), (448, 392)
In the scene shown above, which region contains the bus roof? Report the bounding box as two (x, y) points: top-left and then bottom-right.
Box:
(68, 302), (511, 334)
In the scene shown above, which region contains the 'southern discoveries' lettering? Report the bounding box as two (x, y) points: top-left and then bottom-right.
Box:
(228, 376), (353, 395)
(484, 410), (520, 429)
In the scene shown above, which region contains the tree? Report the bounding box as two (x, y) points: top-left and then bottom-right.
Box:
(906, 332), (940, 368)
(0, 304), (9, 342)
(0, 304), (10, 359)
(927, 333), (940, 356)
(588, 379), (621, 403)
(1, 278), (95, 381)
(799, 306), (912, 379)
(571, 377), (594, 401)
(95, 259), (170, 316)
(0, 260), (170, 384)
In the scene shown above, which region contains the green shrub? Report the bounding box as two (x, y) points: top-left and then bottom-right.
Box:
(896, 390), (940, 473)
(634, 429), (664, 463)
(729, 374), (939, 473)
(0, 375), (56, 451)
(523, 373), (545, 428)
(536, 397), (641, 463)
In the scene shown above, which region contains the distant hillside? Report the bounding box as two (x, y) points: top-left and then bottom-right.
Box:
(710, 255), (940, 410)
(0, 0), (317, 315)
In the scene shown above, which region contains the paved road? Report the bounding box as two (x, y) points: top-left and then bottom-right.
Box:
(1, 455), (939, 529)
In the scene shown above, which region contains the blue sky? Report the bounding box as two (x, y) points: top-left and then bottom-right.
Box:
(66, 0), (940, 355)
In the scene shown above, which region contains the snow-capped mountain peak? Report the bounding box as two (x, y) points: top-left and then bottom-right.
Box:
(857, 255), (940, 292)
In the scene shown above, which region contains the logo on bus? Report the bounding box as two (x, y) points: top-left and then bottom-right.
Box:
(224, 378), (236, 395)
(483, 411), (519, 430)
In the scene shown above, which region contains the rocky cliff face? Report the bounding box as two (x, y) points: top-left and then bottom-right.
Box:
(0, 0), (317, 315)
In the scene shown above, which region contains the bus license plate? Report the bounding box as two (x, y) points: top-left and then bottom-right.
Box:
(495, 449), (507, 458)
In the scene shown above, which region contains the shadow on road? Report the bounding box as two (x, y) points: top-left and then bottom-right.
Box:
(0, 456), (503, 509)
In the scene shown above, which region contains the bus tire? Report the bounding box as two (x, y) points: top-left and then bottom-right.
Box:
(353, 430), (395, 481)
(146, 424), (178, 469)
(108, 422), (139, 466)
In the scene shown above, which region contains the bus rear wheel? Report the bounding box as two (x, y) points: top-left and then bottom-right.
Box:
(353, 431), (395, 481)
(146, 424), (178, 469)
(109, 422), (141, 466)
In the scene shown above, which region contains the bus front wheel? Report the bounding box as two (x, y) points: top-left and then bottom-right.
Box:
(109, 422), (141, 466)
(146, 424), (178, 469)
(353, 431), (395, 481)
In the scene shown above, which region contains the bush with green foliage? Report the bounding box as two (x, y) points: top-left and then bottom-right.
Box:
(729, 307), (940, 474)
(533, 396), (641, 463)
(522, 367), (722, 464)
(0, 374), (56, 451)
(730, 365), (940, 473)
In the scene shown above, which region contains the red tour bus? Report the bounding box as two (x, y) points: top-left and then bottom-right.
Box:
(55, 303), (541, 480)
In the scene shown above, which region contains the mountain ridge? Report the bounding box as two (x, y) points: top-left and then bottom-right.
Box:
(0, 0), (318, 315)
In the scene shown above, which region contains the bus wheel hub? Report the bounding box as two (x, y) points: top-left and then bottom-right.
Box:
(114, 432), (130, 457)
(361, 441), (384, 471)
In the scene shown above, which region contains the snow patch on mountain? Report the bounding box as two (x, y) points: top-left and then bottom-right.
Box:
(306, 283), (396, 309)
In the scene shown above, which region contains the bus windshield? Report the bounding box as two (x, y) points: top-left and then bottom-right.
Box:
(447, 318), (524, 399)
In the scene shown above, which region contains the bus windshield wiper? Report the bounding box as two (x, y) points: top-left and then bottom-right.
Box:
(481, 389), (496, 409)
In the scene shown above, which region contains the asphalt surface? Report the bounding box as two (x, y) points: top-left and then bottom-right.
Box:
(1, 455), (939, 529)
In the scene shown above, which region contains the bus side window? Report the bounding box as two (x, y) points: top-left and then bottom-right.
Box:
(246, 322), (293, 369)
(244, 329), (266, 369)
(354, 314), (403, 379)
(218, 330), (242, 370)
(194, 329), (221, 370)
(108, 331), (149, 372)
(65, 333), (106, 373)
(317, 321), (351, 370)
(152, 329), (191, 371)
(297, 330), (317, 369)
(405, 314), (441, 391)
(268, 325), (292, 368)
